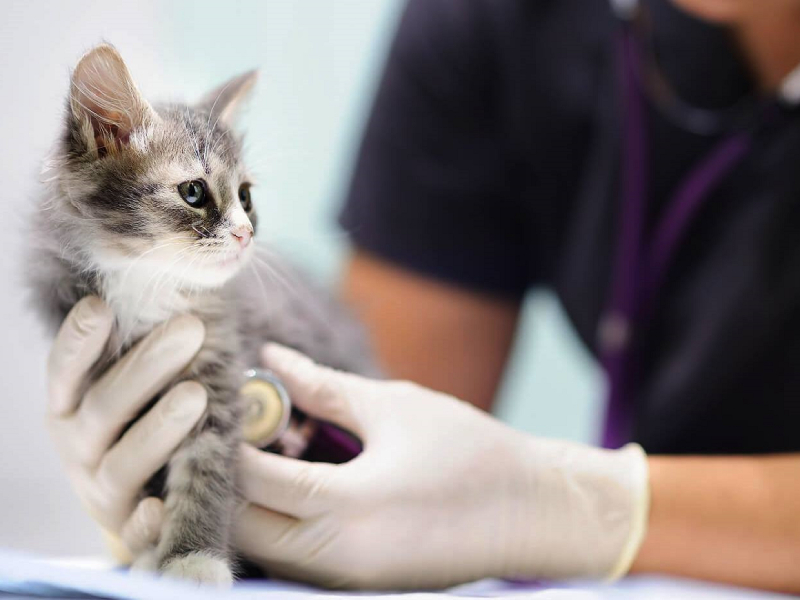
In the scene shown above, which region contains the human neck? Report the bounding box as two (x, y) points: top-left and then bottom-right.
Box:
(732, 9), (800, 93)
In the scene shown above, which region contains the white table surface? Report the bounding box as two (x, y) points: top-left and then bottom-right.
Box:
(0, 548), (793, 599)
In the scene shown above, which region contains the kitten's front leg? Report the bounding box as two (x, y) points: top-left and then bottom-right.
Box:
(155, 371), (242, 586)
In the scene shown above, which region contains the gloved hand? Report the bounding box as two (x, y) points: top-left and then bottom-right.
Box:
(104, 340), (650, 589)
(230, 345), (650, 589)
(46, 296), (208, 562)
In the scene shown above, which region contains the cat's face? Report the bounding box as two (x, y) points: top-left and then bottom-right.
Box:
(58, 45), (258, 289)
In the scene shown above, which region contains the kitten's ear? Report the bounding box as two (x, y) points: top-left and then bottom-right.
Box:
(69, 44), (158, 157)
(197, 70), (258, 126)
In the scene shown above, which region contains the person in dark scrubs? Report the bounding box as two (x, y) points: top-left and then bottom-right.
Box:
(45, 0), (800, 593)
(332, 0), (800, 590)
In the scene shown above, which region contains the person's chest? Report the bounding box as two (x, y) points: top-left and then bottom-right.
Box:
(551, 81), (800, 453)
(490, 0), (800, 453)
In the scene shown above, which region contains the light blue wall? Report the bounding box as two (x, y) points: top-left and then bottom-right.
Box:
(495, 292), (604, 443)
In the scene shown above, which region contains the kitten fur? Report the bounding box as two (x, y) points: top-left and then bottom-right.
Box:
(26, 44), (378, 584)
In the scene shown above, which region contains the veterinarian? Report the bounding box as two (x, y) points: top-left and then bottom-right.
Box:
(47, 0), (800, 593)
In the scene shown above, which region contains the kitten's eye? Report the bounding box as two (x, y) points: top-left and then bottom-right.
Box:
(178, 180), (208, 207)
(239, 184), (252, 211)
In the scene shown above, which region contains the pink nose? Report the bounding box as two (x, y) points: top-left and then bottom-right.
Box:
(231, 225), (253, 249)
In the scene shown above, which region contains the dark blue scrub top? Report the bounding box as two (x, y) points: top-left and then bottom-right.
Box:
(339, 0), (800, 455)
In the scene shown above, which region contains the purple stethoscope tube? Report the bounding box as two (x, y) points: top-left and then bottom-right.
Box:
(599, 24), (775, 448)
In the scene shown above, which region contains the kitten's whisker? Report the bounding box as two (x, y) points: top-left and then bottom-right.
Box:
(116, 237), (194, 290)
(249, 253), (305, 302)
(205, 102), (231, 163)
(248, 260), (271, 309)
(248, 253), (337, 326)
(184, 104), (203, 165)
(202, 78), (238, 164)
(191, 220), (213, 239)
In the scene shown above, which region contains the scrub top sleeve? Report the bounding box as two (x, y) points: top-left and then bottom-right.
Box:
(339, 0), (533, 297)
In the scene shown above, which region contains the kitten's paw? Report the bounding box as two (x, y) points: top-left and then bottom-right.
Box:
(160, 552), (233, 586)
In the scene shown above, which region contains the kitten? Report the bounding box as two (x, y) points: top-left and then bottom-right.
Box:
(26, 44), (378, 584)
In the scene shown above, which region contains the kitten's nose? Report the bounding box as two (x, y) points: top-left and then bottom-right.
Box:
(231, 224), (253, 249)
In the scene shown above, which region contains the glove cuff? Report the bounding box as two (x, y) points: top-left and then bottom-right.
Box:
(101, 528), (133, 566)
(604, 442), (650, 581)
(517, 438), (651, 581)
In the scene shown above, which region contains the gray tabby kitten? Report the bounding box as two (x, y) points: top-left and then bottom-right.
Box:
(27, 45), (377, 584)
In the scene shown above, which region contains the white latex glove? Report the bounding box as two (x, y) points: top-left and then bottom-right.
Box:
(229, 344), (650, 589)
(46, 296), (208, 561)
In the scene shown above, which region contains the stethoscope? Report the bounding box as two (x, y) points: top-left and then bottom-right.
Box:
(601, 0), (800, 448)
(240, 369), (293, 449)
(240, 368), (361, 459)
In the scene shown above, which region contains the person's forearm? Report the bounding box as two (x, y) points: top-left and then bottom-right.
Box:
(342, 250), (521, 411)
(632, 454), (800, 592)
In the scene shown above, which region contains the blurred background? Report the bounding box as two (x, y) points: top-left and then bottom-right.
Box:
(0, 0), (602, 556)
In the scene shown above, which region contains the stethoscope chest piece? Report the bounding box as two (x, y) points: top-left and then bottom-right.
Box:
(241, 368), (292, 448)
(239, 367), (361, 461)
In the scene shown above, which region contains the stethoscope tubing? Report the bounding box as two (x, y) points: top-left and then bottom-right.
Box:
(598, 17), (780, 448)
